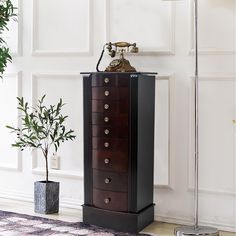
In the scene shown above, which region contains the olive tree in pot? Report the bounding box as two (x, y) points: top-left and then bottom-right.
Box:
(7, 95), (76, 214)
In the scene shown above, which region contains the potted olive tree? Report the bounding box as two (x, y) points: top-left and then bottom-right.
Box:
(6, 95), (76, 214)
(0, 0), (16, 78)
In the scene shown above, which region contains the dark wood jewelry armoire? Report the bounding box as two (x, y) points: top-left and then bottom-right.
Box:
(82, 72), (156, 233)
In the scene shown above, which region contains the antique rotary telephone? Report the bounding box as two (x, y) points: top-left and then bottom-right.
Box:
(96, 42), (139, 72)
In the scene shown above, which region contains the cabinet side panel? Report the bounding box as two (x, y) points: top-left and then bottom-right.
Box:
(83, 75), (92, 205)
(129, 76), (138, 212)
(137, 75), (155, 211)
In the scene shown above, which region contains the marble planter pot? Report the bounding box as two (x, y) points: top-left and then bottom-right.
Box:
(34, 181), (59, 214)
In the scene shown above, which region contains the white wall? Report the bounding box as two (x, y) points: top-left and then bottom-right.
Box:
(0, 0), (235, 232)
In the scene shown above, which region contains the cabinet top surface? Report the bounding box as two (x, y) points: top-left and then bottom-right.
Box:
(80, 72), (157, 75)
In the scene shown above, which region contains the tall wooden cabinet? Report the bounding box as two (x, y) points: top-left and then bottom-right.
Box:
(82, 72), (156, 233)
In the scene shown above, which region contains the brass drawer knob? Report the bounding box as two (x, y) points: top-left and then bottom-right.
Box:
(104, 90), (110, 96)
(104, 158), (110, 164)
(104, 78), (110, 84)
(104, 198), (111, 204)
(104, 117), (109, 123)
(104, 178), (111, 184)
(104, 142), (109, 148)
(104, 104), (109, 110)
(104, 129), (110, 135)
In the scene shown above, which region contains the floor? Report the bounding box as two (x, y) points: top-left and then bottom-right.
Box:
(0, 198), (235, 236)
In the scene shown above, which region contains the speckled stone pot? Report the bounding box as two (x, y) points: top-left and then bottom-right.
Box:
(34, 181), (59, 214)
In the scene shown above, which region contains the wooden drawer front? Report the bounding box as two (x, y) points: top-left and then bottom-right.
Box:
(91, 74), (129, 87)
(92, 138), (128, 152)
(93, 189), (128, 212)
(92, 113), (128, 126)
(92, 100), (128, 114)
(93, 169), (128, 192)
(92, 87), (129, 100)
(92, 150), (128, 172)
(92, 125), (128, 138)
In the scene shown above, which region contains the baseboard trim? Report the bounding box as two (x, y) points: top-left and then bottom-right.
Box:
(155, 214), (236, 233)
(0, 190), (235, 233)
(0, 189), (32, 203)
(60, 197), (83, 210)
(0, 189), (83, 211)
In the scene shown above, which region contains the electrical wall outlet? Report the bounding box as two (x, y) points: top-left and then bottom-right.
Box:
(51, 153), (60, 170)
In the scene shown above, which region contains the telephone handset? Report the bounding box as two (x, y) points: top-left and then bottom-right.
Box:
(96, 42), (139, 72)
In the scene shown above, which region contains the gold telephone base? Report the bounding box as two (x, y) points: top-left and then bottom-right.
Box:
(105, 58), (136, 72)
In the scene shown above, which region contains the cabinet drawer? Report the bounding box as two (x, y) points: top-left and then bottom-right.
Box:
(93, 189), (128, 212)
(92, 113), (128, 126)
(92, 87), (129, 100)
(91, 74), (129, 87)
(92, 125), (128, 138)
(92, 137), (128, 152)
(93, 169), (128, 192)
(92, 100), (129, 114)
(92, 150), (128, 172)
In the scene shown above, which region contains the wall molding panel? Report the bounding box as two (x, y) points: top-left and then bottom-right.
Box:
(0, 72), (22, 172)
(189, 1), (236, 55)
(105, 0), (176, 55)
(16, 0), (23, 56)
(188, 75), (236, 196)
(32, 0), (93, 56)
(31, 73), (83, 179)
(154, 74), (176, 189)
(10, 0), (23, 56)
(2, 0), (23, 56)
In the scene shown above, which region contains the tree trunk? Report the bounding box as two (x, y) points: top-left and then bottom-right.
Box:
(45, 156), (48, 182)
(44, 149), (49, 182)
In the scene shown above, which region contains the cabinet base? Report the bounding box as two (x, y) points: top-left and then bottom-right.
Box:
(82, 204), (155, 233)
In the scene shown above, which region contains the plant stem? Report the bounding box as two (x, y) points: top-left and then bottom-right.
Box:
(44, 148), (48, 182)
